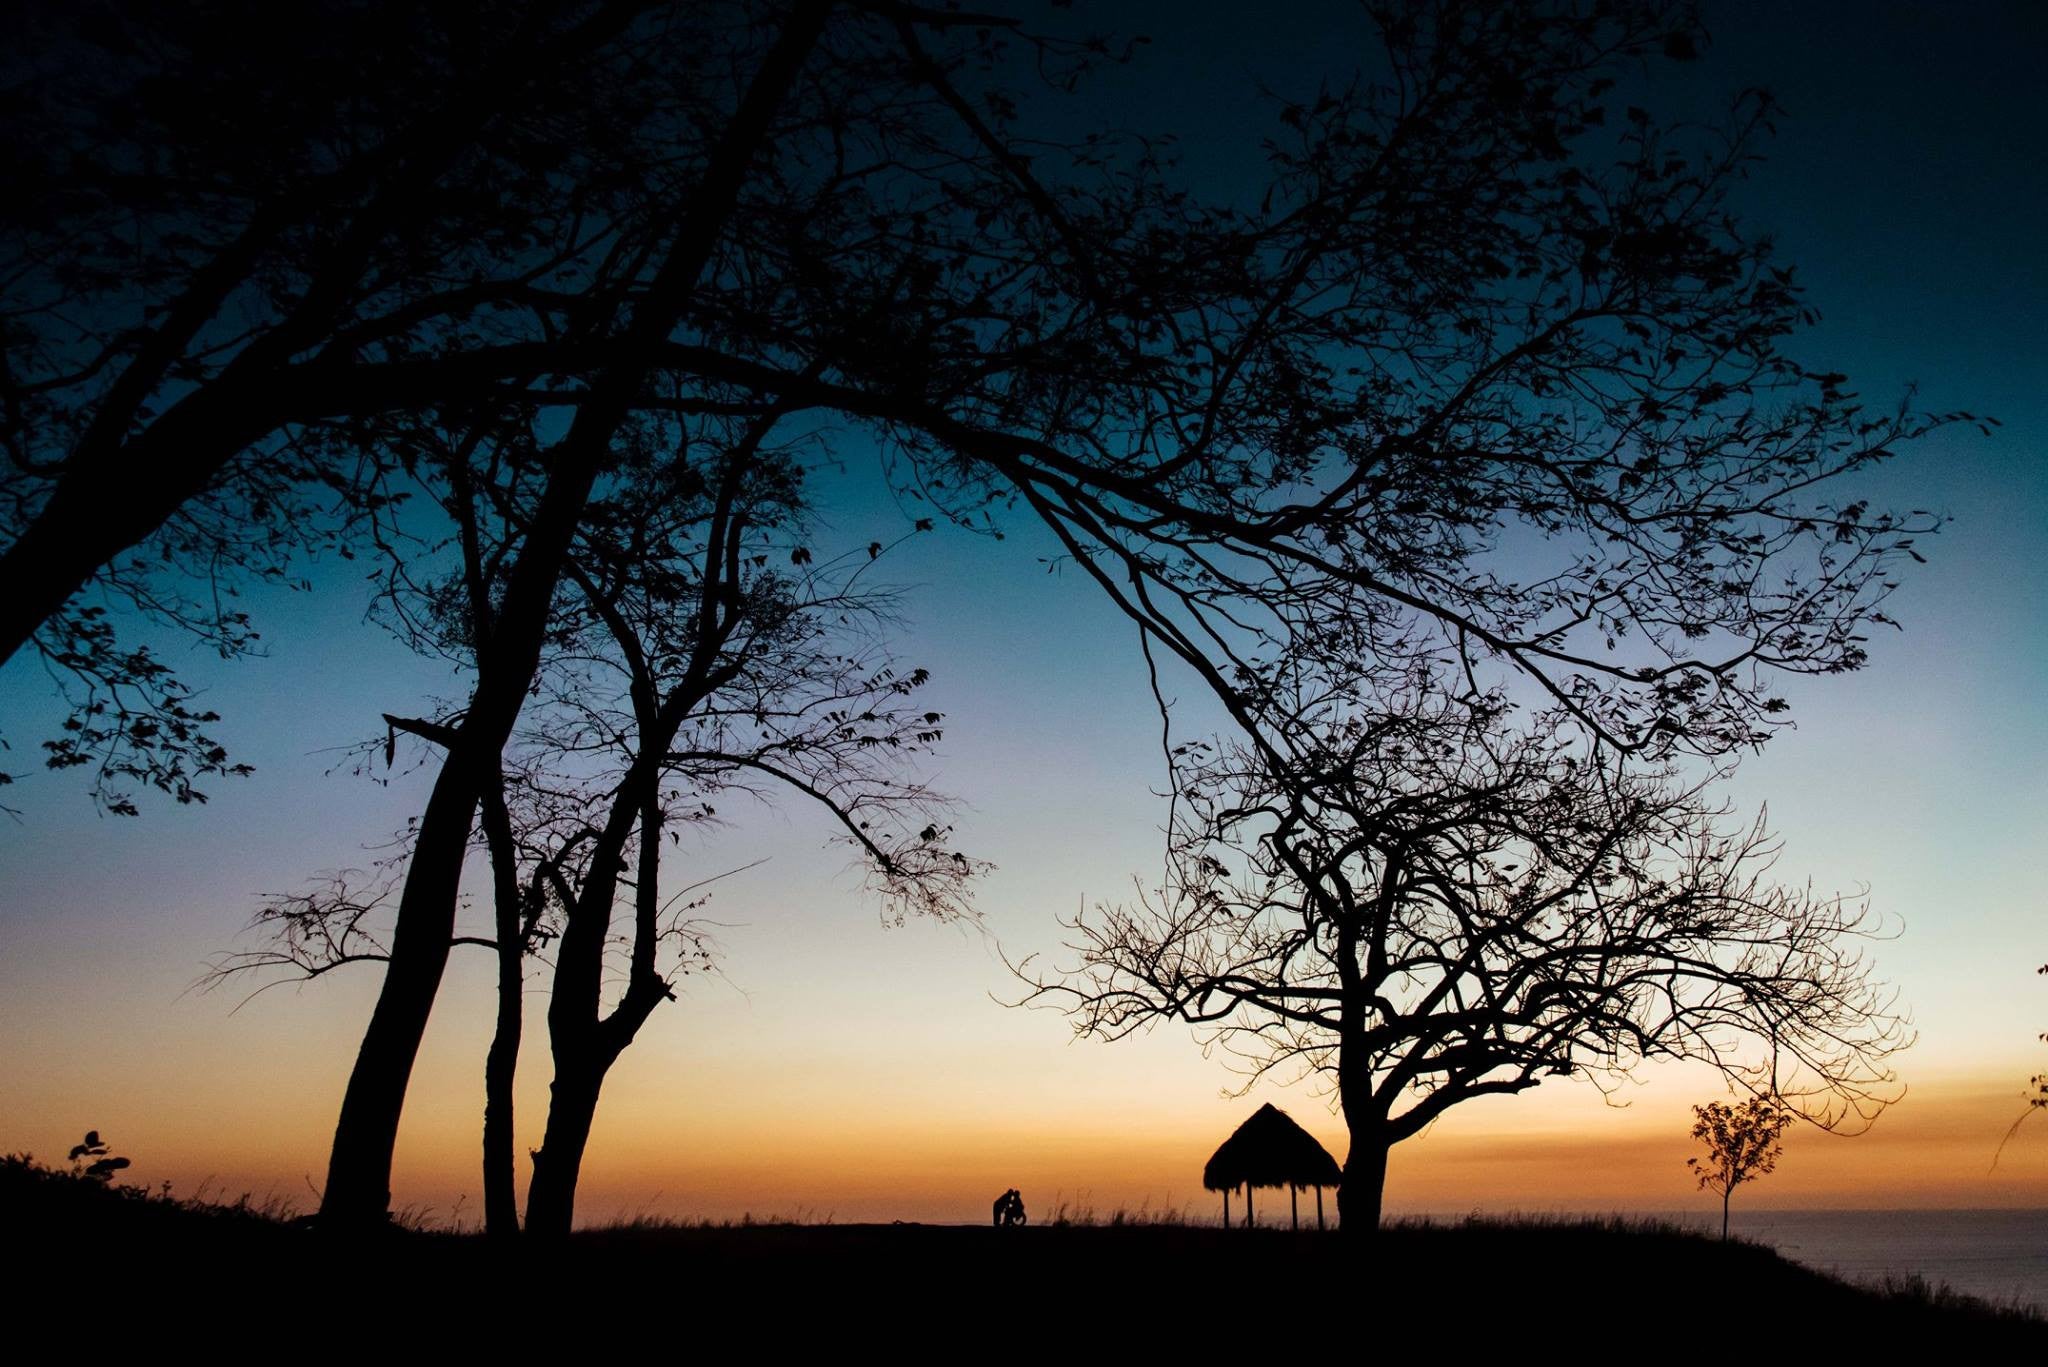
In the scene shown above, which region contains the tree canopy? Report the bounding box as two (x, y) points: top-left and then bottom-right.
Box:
(2, 0), (1962, 811)
(1028, 679), (1907, 1226)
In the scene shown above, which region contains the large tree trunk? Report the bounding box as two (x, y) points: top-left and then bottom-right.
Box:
(318, 763), (479, 1228)
(523, 881), (623, 1242)
(1337, 1133), (1389, 1233)
(521, 799), (665, 1238)
(522, 1053), (608, 1238)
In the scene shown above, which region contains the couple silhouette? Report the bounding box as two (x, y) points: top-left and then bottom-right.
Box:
(992, 1188), (1027, 1228)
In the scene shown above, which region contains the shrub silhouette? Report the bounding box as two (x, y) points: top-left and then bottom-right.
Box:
(66, 1130), (130, 1183)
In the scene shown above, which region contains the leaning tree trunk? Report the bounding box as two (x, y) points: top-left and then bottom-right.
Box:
(522, 1050), (610, 1239)
(318, 762), (481, 1228)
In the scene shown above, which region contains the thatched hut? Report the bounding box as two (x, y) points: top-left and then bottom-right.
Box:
(1202, 1103), (1342, 1229)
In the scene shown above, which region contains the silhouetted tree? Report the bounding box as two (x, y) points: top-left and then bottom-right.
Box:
(214, 419), (977, 1233)
(507, 437), (979, 1235)
(5, 0), (1960, 799)
(14, 1), (1962, 1228)
(1025, 683), (1907, 1231)
(1688, 1095), (1792, 1239)
(269, 0), (1139, 1232)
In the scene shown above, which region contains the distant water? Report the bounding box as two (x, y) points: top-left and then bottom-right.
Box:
(1665, 1209), (2048, 1313)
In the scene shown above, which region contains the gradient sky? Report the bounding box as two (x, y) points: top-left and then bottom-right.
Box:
(3, 2), (2044, 1226)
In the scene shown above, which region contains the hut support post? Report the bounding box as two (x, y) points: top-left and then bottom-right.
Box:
(1222, 1188), (1230, 1229)
(1316, 1185), (1325, 1231)
(1291, 1183), (1299, 1230)
(1245, 1182), (1254, 1228)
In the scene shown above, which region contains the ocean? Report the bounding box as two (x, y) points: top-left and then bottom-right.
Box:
(1666, 1209), (2048, 1313)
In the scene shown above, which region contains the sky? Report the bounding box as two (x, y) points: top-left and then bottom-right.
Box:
(2, 2), (2044, 1227)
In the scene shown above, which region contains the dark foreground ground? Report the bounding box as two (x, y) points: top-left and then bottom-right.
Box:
(10, 1155), (2041, 1347)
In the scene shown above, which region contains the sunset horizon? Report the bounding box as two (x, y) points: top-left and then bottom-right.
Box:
(3, 0), (2043, 1336)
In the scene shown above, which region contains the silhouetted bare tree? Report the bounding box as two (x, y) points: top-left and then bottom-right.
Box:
(215, 417), (977, 1233)
(1025, 682), (1908, 1231)
(14, 1), (1963, 1229)
(511, 438), (979, 1235)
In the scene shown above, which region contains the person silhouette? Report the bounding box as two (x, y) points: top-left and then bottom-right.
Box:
(993, 1188), (1011, 1227)
(1007, 1190), (1027, 1227)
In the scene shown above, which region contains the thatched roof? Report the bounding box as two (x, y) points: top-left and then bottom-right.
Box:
(1202, 1103), (1343, 1191)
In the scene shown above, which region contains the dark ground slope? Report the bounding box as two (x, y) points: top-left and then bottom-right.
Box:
(9, 1156), (2040, 1348)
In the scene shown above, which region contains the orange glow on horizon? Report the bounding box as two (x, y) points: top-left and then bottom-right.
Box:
(14, 1068), (2041, 1229)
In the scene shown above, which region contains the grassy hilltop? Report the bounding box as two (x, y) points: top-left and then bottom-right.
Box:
(9, 1154), (2041, 1347)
